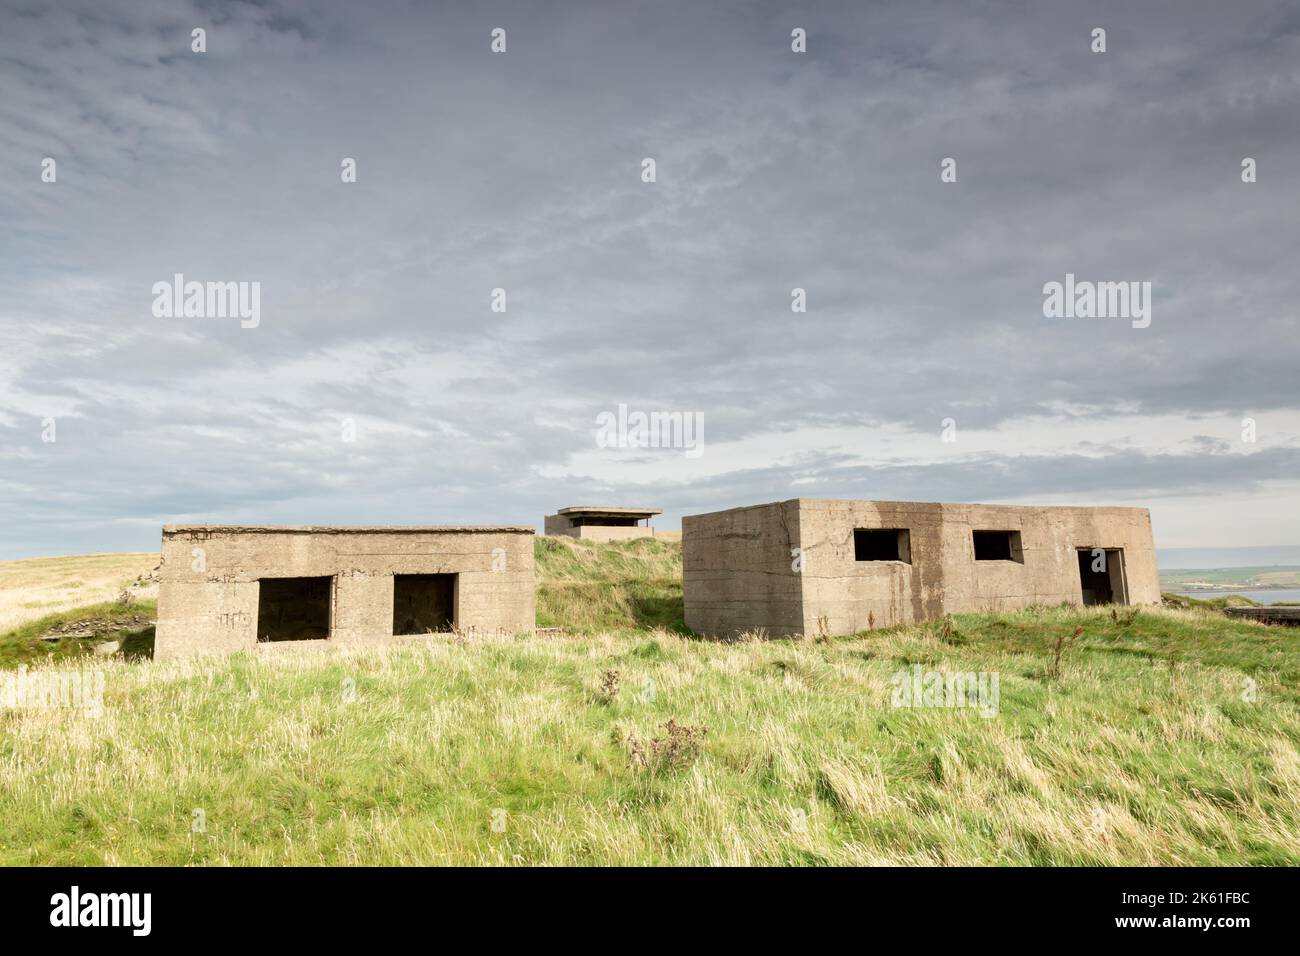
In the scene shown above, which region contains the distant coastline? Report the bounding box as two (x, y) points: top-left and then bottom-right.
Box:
(1158, 562), (1300, 607)
(1160, 564), (1300, 586)
(1173, 583), (1294, 592)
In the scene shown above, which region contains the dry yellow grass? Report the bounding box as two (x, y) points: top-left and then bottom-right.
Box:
(0, 552), (158, 633)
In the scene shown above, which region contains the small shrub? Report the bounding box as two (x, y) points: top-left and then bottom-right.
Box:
(1048, 625), (1083, 680)
(938, 615), (967, 645)
(596, 669), (620, 704)
(626, 719), (708, 774)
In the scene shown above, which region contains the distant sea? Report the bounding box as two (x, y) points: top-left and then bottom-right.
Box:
(1170, 588), (1300, 605)
(1156, 545), (1300, 570)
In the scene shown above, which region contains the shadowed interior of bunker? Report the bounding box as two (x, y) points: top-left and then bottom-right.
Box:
(392, 573), (457, 634)
(854, 528), (911, 563)
(256, 576), (332, 642)
(1077, 548), (1127, 605)
(973, 530), (1023, 562)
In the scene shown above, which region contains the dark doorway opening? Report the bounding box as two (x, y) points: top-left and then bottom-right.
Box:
(393, 574), (456, 635)
(854, 528), (911, 563)
(257, 576), (332, 642)
(1077, 549), (1127, 605)
(973, 530), (1023, 562)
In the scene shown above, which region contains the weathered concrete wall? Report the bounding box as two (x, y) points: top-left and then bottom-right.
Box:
(155, 525), (534, 660)
(683, 499), (1160, 638)
(682, 500), (805, 637)
(797, 500), (1159, 635)
(543, 513), (575, 537)
(797, 500), (943, 635)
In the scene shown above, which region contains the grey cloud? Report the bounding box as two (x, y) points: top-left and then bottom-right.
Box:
(1, 0), (1297, 556)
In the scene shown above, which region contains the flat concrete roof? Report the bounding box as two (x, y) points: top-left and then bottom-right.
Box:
(163, 524), (535, 535)
(556, 506), (662, 517)
(683, 498), (1150, 518)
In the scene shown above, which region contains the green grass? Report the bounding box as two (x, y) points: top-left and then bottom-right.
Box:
(0, 599), (157, 667)
(1, 543), (1298, 865)
(1161, 591), (1261, 610)
(534, 535), (686, 632)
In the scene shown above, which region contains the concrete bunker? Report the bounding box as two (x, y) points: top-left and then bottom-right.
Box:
(683, 499), (1160, 639)
(544, 506), (663, 542)
(155, 525), (534, 660)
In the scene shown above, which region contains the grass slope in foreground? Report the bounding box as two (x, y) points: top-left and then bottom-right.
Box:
(0, 537), (1297, 865)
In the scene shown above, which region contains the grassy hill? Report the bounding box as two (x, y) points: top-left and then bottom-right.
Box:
(1, 538), (1298, 865)
(0, 551), (157, 633)
(535, 535), (685, 632)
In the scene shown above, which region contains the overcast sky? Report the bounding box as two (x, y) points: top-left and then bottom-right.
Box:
(1, 0), (1298, 559)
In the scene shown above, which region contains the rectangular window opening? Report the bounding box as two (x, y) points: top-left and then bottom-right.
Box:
(256, 576), (332, 642)
(973, 530), (1023, 562)
(854, 528), (911, 563)
(573, 516), (640, 527)
(393, 573), (457, 635)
